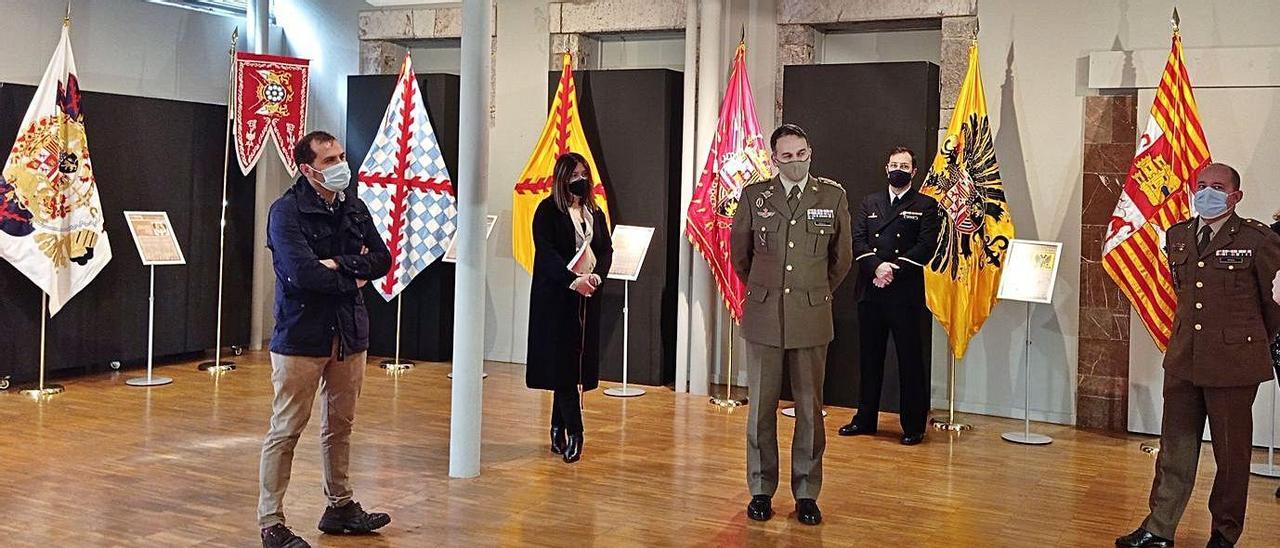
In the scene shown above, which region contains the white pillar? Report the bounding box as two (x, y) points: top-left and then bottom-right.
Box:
(674, 0), (699, 394)
(687, 0), (723, 396)
(449, 0), (492, 479)
(247, 0), (278, 351)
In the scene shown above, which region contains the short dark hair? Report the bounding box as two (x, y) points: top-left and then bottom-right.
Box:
(1222, 163), (1241, 191)
(770, 124), (809, 151)
(293, 131), (338, 168)
(887, 146), (916, 168)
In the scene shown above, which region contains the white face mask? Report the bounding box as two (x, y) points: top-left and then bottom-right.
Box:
(311, 162), (351, 192)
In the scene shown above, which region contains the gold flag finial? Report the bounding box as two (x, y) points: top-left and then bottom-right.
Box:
(63, 2), (71, 26)
(229, 27), (239, 56)
(1171, 7), (1181, 33)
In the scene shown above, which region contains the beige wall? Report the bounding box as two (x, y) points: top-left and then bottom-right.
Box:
(964, 0), (1280, 431)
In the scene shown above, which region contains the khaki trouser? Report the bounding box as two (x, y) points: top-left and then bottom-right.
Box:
(745, 341), (828, 501)
(257, 340), (366, 528)
(1142, 373), (1257, 543)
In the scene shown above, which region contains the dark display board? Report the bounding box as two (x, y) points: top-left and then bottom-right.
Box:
(780, 62), (940, 410)
(556, 69), (683, 387)
(346, 74), (461, 362)
(0, 83), (256, 384)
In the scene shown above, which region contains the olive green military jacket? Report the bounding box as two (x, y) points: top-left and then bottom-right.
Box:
(729, 176), (853, 349)
(1164, 213), (1280, 387)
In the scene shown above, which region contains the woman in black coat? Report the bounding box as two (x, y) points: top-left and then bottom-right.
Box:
(525, 152), (613, 464)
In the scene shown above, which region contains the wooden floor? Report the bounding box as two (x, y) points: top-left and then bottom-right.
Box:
(1, 352), (1278, 547)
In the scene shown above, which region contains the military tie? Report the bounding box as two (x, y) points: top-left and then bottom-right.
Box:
(891, 194), (900, 208)
(788, 185), (801, 215)
(1198, 225), (1213, 254)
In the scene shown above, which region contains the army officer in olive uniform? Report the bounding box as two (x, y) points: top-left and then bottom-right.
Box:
(1118, 163), (1280, 548)
(839, 146), (941, 445)
(730, 124), (852, 526)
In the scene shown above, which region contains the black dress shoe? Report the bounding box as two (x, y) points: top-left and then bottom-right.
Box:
(550, 426), (567, 455)
(1206, 531), (1233, 548)
(317, 501), (391, 535)
(796, 498), (822, 525)
(838, 422), (876, 436)
(900, 432), (924, 446)
(746, 495), (773, 521)
(262, 524), (310, 548)
(563, 432), (583, 463)
(1115, 527), (1173, 547)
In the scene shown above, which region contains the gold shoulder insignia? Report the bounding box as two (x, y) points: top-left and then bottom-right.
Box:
(815, 177), (845, 190)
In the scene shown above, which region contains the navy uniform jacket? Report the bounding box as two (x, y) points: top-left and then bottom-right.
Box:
(1164, 213), (1280, 387)
(852, 186), (941, 306)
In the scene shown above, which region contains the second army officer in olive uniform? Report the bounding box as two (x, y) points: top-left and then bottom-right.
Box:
(1117, 163), (1280, 548)
(730, 124), (852, 526)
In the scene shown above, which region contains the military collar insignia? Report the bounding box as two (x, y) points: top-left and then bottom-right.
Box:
(755, 196), (765, 208)
(760, 189), (774, 200)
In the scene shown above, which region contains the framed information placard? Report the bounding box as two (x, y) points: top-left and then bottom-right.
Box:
(123, 211), (186, 266)
(997, 239), (1062, 304)
(606, 225), (655, 282)
(443, 214), (498, 264)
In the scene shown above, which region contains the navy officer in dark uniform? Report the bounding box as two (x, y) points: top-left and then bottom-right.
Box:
(838, 146), (941, 446)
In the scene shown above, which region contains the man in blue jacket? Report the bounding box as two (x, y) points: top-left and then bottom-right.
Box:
(258, 131), (392, 548)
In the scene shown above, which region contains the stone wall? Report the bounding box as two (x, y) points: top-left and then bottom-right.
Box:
(1076, 94), (1138, 432)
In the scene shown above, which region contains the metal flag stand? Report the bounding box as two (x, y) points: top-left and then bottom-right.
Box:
(18, 294), (65, 399)
(1001, 302), (1051, 444)
(1250, 369), (1280, 478)
(198, 27), (241, 374)
(127, 266), (174, 387)
(604, 280), (645, 397)
(380, 295), (415, 371)
(930, 350), (972, 432)
(711, 322), (747, 408)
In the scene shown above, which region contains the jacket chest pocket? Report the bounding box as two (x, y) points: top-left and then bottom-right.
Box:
(1212, 255), (1254, 291)
(752, 218), (782, 254)
(805, 221), (832, 255)
(1167, 250), (1188, 289)
(343, 213), (372, 254)
(305, 223), (336, 254)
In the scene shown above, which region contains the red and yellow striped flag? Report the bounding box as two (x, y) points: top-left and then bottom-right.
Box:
(1102, 29), (1210, 351)
(511, 53), (610, 273)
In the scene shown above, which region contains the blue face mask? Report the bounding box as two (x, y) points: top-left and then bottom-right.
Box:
(1193, 187), (1232, 219)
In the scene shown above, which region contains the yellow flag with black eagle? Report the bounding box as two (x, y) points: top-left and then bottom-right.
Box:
(920, 40), (1015, 360)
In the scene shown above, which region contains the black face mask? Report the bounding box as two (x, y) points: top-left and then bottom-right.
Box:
(887, 169), (913, 188)
(568, 177), (589, 197)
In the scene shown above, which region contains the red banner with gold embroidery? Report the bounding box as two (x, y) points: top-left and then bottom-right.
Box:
(233, 52), (309, 177)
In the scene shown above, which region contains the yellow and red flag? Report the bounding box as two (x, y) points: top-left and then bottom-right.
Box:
(921, 41), (1015, 360)
(1102, 29), (1209, 351)
(512, 53), (610, 273)
(685, 42), (772, 321)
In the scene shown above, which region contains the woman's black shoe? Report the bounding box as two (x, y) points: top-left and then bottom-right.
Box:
(563, 433), (583, 463)
(550, 426), (567, 455)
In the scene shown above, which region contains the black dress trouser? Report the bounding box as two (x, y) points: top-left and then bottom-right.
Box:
(854, 300), (930, 435)
(551, 387), (583, 434)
